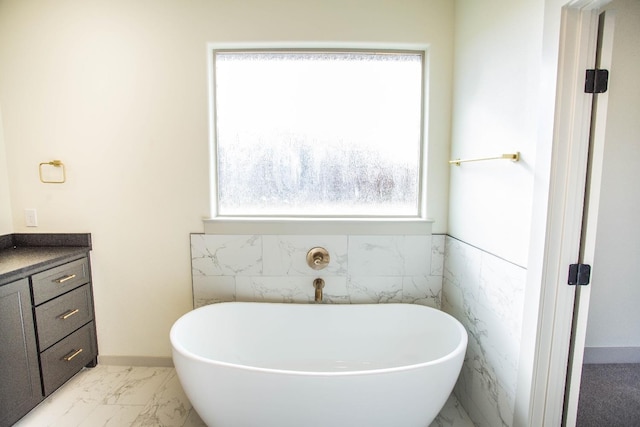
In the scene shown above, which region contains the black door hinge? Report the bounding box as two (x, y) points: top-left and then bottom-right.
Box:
(568, 264), (591, 286)
(585, 69), (609, 94)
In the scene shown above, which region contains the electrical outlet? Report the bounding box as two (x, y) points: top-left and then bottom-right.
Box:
(24, 208), (38, 227)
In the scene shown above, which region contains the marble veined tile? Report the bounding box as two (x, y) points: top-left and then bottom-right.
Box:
(102, 367), (173, 406)
(13, 389), (98, 427)
(431, 234), (446, 276)
(404, 235), (432, 276)
(444, 279), (509, 427)
(191, 234), (262, 276)
(458, 347), (514, 427)
(469, 295), (520, 397)
(14, 365), (134, 427)
(442, 236), (525, 427)
(182, 409), (207, 427)
(347, 276), (403, 303)
(444, 237), (482, 288)
(236, 276), (350, 304)
(402, 275), (442, 308)
(348, 235), (406, 276)
(192, 232), (445, 310)
(262, 235), (348, 276)
(479, 251), (526, 344)
(15, 366), (474, 427)
(236, 276), (313, 303)
(78, 404), (142, 426)
(192, 275), (235, 307)
(72, 365), (135, 398)
(321, 276), (351, 304)
(132, 371), (193, 426)
(430, 394), (475, 427)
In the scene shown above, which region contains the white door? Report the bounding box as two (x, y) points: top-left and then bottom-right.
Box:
(564, 1), (640, 425)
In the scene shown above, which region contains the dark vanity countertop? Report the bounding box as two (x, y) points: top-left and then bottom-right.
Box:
(0, 233), (92, 286)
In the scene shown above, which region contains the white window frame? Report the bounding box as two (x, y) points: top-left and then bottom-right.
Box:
(205, 43), (432, 235)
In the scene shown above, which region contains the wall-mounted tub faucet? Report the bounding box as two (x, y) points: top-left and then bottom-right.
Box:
(313, 278), (325, 303)
(307, 247), (330, 270)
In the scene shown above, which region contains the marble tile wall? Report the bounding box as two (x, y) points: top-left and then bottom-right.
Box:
(442, 236), (526, 427)
(191, 233), (445, 308)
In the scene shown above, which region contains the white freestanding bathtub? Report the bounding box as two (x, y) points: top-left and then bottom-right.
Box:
(170, 302), (467, 427)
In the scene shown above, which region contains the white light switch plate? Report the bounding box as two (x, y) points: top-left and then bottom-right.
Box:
(24, 208), (38, 227)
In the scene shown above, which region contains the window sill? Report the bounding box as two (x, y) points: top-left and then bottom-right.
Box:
(203, 218), (433, 235)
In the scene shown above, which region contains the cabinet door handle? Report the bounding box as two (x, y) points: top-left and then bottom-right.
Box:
(55, 274), (77, 284)
(59, 309), (80, 320)
(62, 348), (83, 362)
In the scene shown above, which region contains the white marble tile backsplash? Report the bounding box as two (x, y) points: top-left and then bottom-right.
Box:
(262, 235), (348, 276)
(191, 233), (444, 309)
(443, 236), (526, 427)
(191, 234), (262, 276)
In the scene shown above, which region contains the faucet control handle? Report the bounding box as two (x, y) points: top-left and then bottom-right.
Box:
(307, 247), (330, 270)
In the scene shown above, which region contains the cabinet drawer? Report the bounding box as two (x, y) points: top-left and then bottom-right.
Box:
(32, 257), (90, 305)
(35, 284), (94, 350)
(40, 322), (97, 396)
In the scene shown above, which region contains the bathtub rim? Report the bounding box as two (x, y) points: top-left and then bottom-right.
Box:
(170, 302), (468, 377)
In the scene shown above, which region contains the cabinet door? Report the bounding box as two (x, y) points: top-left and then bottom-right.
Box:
(0, 279), (43, 427)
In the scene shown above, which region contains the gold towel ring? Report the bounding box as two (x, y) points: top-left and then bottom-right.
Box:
(39, 160), (66, 183)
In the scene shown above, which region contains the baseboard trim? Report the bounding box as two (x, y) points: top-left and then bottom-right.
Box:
(583, 346), (640, 364)
(97, 355), (174, 367)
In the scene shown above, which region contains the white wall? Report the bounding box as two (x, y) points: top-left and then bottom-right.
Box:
(448, 0), (544, 267)
(585, 0), (640, 351)
(448, 0), (547, 424)
(0, 0), (454, 358)
(0, 104), (12, 235)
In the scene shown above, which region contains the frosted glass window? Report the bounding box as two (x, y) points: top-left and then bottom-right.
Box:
(213, 50), (424, 217)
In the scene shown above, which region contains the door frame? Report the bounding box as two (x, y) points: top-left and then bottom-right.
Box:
(515, 0), (610, 425)
(562, 7), (616, 425)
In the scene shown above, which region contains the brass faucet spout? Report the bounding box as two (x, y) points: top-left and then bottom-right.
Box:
(313, 278), (325, 302)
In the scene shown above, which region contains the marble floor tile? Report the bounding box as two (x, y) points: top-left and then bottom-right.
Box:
(430, 395), (476, 427)
(132, 371), (193, 426)
(16, 365), (474, 427)
(77, 405), (142, 427)
(102, 367), (173, 406)
(181, 410), (208, 427)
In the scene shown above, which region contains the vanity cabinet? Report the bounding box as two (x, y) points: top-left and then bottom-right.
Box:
(0, 279), (42, 427)
(0, 234), (96, 427)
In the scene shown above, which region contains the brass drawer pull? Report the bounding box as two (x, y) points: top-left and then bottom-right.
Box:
(55, 274), (77, 284)
(59, 309), (80, 320)
(62, 348), (83, 362)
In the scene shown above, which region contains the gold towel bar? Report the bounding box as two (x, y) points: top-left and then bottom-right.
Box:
(39, 160), (66, 183)
(449, 152), (520, 166)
